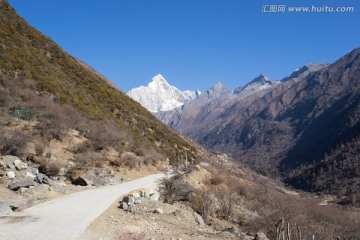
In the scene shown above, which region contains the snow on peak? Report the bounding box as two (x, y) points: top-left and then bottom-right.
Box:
(127, 74), (200, 113)
(234, 74), (280, 99)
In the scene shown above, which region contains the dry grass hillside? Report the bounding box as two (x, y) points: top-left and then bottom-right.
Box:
(0, 0), (202, 172)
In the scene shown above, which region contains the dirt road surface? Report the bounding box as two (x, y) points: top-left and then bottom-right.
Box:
(0, 173), (164, 240)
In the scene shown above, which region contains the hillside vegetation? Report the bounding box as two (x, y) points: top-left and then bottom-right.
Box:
(0, 0), (200, 172)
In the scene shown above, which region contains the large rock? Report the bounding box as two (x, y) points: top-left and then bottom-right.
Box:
(193, 212), (205, 226)
(72, 176), (88, 186)
(122, 196), (135, 205)
(82, 170), (108, 186)
(6, 171), (16, 179)
(0, 169), (6, 177)
(0, 202), (12, 216)
(73, 169), (117, 186)
(8, 179), (33, 191)
(13, 159), (27, 171)
(119, 202), (129, 211)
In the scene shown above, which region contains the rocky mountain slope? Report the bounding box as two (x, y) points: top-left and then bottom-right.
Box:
(154, 51), (360, 203)
(197, 49), (360, 203)
(1, 1), (359, 239)
(234, 74), (280, 99)
(127, 74), (200, 112)
(155, 75), (281, 138)
(0, 0), (204, 172)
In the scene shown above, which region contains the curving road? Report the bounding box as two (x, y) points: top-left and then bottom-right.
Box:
(0, 173), (164, 240)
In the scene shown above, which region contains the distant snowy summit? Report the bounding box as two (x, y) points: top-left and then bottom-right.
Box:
(234, 74), (280, 99)
(127, 74), (201, 112)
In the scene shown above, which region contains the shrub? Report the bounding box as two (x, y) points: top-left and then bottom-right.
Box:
(189, 189), (215, 224)
(159, 171), (196, 204)
(74, 152), (101, 168)
(31, 156), (61, 177)
(214, 186), (238, 220)
(0, 129), (32, 156)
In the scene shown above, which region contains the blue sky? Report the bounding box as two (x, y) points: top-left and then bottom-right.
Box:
(8, 0), (360, 92)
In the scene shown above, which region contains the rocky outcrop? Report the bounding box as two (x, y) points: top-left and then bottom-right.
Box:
(119, 189), (160, 213)
(8, 179), (33, 191)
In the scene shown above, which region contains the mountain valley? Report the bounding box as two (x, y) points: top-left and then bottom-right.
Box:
(1, 0), (360, 239)
(130, 53), (360, 206)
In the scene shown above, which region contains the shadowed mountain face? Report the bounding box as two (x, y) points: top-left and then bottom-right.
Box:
(198, 48), (360, 198)
(0, 0), (200, 163)
(202, 49), (360, 160)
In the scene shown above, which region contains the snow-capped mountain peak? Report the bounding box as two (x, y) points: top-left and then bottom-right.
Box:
(148, 74), (170, 91)
(127, 74), (200, 113)
(234, 74), (280, 99)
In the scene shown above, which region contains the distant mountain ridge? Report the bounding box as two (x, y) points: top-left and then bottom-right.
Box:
(127, 74), (200, 112)
(234, 74), (280, 99)
(153, 56), (360, 203)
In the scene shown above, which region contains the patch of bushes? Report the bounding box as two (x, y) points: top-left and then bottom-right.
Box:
(0, 128), (32, 157)
(159, 170), (196, 204)
(30, 156), (61, 177)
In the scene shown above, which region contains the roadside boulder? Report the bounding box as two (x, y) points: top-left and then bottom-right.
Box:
(8, 179), (33, 191)
(122, 196), (135, 205)
(194, 212), (205, 226)
(83, 173), (108, 186)
(72, 176), (89, 186)
(13, 159), (27, 171)
(119, 202), (129, 211)
(74, 169), (112, 186)
(0, 202), (12, 216)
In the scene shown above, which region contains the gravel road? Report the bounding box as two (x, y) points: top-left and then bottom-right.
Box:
(0, 173), (164, 240)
